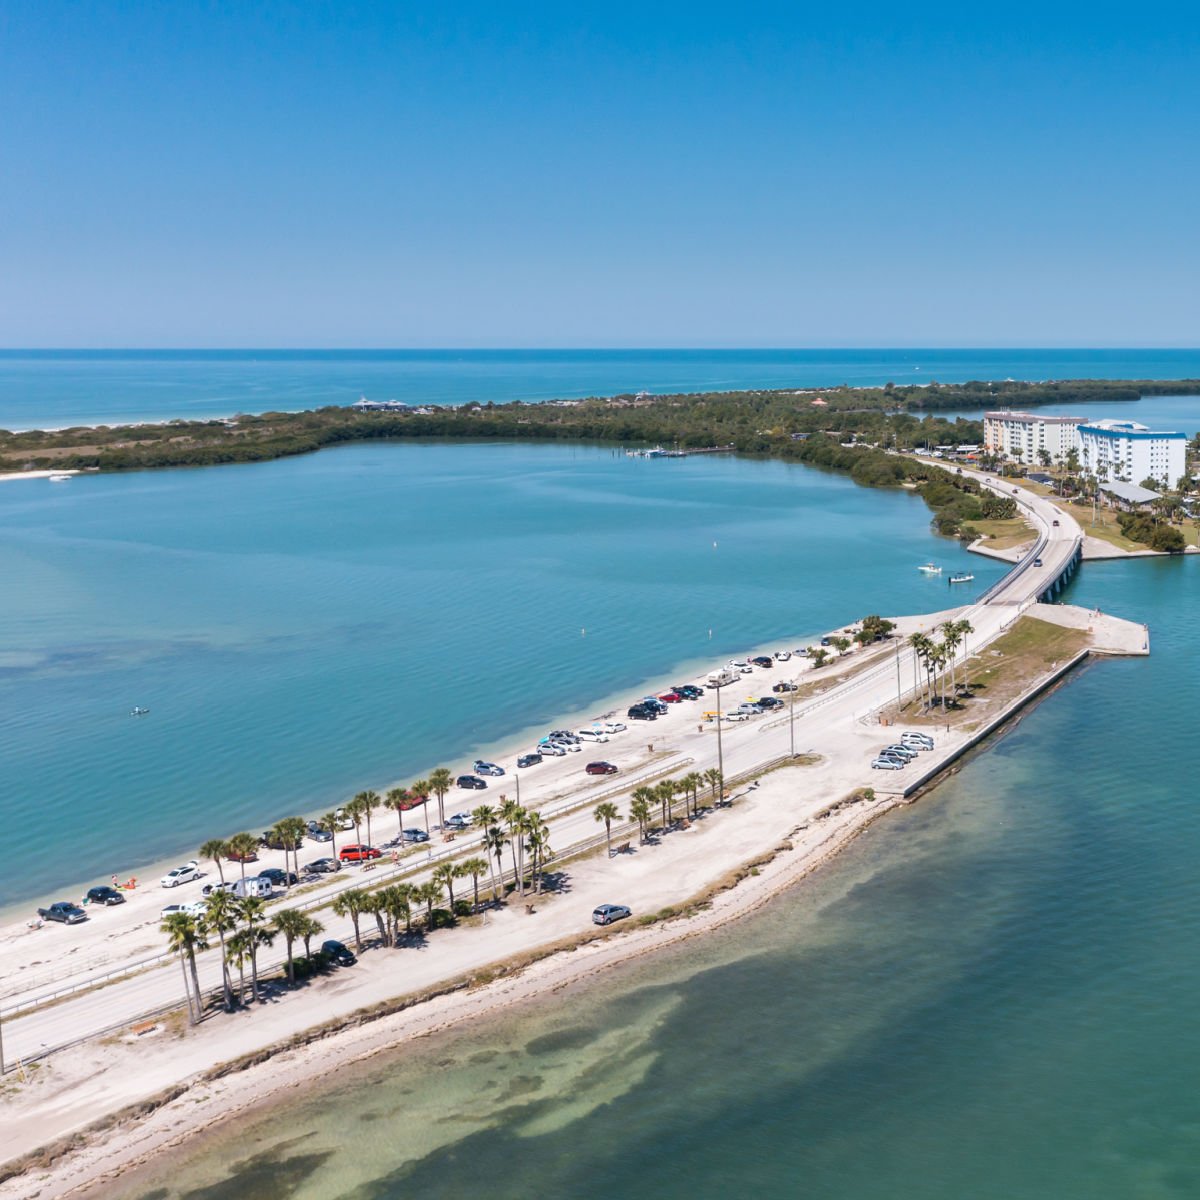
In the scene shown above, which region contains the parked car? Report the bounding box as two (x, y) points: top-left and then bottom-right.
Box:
(627, 705), (657, 721)
(160, 901), (206, 919)
(401, 828), (430, 844)
(658, 691), (683, 703)
(772, 681), (798, 693)
(303, 857), (340, 874)
(899, 735), (931, 752)
(727, 659), (749, 670)
(1034, 557), (1043, 567)
(735, 702), (764, 715)
(1052, 518), (1060, 526)
(232, 876), (275, 898)
(38, 901), (88, 924)
(595, 720), (627, 733)
(85, 885), (125, 906)
(750, 656), (773, 668)
(820, 636), (832, 647)
(332, 808), (355, 830)
(639, 698), (669, 714)
(757, 696), (784, 710)
(259, 829), (294, 850)
(542, 737), (581, 753)
(339, 844), (382, 862)
(902, 732), (934, 749)
(446, 812), (474, 830)
(586, 761), (619, 775)
(882, 744), (918, 760)
(306, 821), (334, 842)
(723, 710), (751, 722)
(473, 760), (505, 776)
(457, 774), (488, 789)
(202, 880), (238, 897)
(592, 903), (632, 926)
(161, 861), (201, 888)
(871, 757), (906, 770)
(517, 752), (544, 767)
(548, 730), (582, 744)
(774, 650), (791, 661)
(225, 845), (259, 864)
(577, 728), (609, 743)
(538, 740), (569, 754)
(257, 868), (298, 887)
(322, 939), (357, 967)
(673, 685), (704, 699)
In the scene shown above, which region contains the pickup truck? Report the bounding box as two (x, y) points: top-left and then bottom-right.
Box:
(38, 901), (88, 925)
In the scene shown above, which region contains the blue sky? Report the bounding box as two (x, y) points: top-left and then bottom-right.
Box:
(1, 2), (1197, 347)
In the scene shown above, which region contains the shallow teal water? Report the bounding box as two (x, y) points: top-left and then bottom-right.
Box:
(0, 442), (1000, 908)
(119, 554), (1200, 1200)
(4, 348), (1200, 429)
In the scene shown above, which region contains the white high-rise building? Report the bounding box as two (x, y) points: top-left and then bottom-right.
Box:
(983, 411), (1086, 464)
(1076, 420), (1187, 488)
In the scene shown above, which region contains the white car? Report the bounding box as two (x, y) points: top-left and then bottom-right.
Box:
(774, 650), (791, 661)
(593, 721), (626, 734)
(577, 728), (609, 743)
(160, 861), (200, 889)
(537, 741), (567, 757)
(161, 900), (206, 918)
(723, 710), (751, 722)
(871, 757), (905, 770)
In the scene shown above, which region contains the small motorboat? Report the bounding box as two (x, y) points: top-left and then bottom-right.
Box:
(130, 706), (150, 716)
(948, 573), (975, 584)
(918, 562), (942, 574)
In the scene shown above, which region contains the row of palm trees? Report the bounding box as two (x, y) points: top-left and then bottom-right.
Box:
(907, 619), (975, 710)
(197, 767), (465, 886)
(594, 768), (725, 855)
(161, 892), (326, 1024)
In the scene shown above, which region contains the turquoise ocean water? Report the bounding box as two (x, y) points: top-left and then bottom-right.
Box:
(0, 442), (1003, 910)
(5, 348), (1200, 429)
(119, 553), (1200, 1200)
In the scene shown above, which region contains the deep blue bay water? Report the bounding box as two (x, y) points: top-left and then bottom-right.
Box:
(0, 442), (1001, 909)
(118, 553), (1200, 1200)
(5, 348), (1200, 429)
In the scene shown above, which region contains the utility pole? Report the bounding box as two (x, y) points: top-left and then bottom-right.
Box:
(895, 638), (902, 710)
(714, 680), (725, 801)
(789, 678), (796, 758)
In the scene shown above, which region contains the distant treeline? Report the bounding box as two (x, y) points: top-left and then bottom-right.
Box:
(0, 376), (1184, 536)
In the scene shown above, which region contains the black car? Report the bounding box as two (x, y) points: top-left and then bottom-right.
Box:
(38, 901), (87, 925)
(757, 696), (784, 710)
(673, 684), (704, 699)
(86, 885), (126, 906)
(457, 774), (487, 790)
(517, 752), (543, 768)
(772, 681), (798, 693)
(321, 939), (357, 967)
(627, 704), (657, 721)
(257, 868), (298, 887)
(750, 656), (773, 668)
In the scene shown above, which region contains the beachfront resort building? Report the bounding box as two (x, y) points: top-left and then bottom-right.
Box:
(983, 411), (1086, 465)
(1077, 420), (1187, 489)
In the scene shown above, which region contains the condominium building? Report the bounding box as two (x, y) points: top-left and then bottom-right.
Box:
(983, 411), (1086, 464)
(1076, 420), (1187, 488)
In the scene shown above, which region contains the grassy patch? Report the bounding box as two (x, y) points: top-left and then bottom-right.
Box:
(970, 515), (1036, 550)
(887, 616), (1089, 729)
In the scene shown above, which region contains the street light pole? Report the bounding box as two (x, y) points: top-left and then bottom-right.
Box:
(714, 680), (725, 801)
(789, 678), (795, 758)
(895, 639), (902, 710)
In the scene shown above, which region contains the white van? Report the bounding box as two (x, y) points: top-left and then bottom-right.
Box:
(707, 670), (739, 688)
(577, 728), (609, 743)
(233, 876), (275, 900)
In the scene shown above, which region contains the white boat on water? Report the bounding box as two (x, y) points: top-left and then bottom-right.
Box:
(48, 472), (73, 482)
(918, 562), (942, 574)
(948, 573), (975, 584)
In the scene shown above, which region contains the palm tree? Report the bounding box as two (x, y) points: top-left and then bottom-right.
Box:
(199, 838), (229, 885)
(656, 779), (676, 828)
(274, 816), (307, 882)
(411, 779), (432, 836)
(379, 883), (413, 943)
(428, 768), (453, 831)
(386, 787), (410, 840)
(272, 908), (310, 985)
(226, 831), (259, 885)
(300, 913), (324, 960)
(319, 810), (342, 861)
(459, 856), (489, 912)
(683, 772), (703, 818)
(524, 812), (550, 893)
(594, 802), (621, 858)
(201, 888), (238, 1012)
(499, 799), (525, 895)
(416, 879), (443, 928)
(702, 768), (722, 807)
(629, 794), (652, 843)
(433, 862), (458, 911)
(161, 911), (207, 1025)
(225, 928), (252, 1007)
(332, 887), (369, 951)
(345, 795), (366, 850)
(484, 824), (508, 900)
(361, 891), (387, 945)
(356, 790), (381, 847)
(908, 633), (933, 708)
(237, 895), (270, 1002)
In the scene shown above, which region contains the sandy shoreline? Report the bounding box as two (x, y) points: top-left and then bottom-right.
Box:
(3, 773), (903, 1200)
